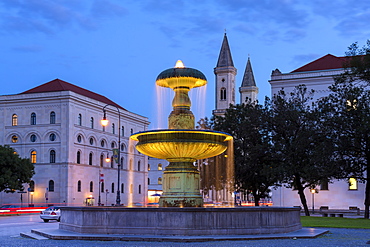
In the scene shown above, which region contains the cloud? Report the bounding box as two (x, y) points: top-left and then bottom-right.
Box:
(0, 0), (128, 34)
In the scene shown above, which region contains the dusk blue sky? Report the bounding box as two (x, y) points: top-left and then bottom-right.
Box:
(1, 0), (369, 128)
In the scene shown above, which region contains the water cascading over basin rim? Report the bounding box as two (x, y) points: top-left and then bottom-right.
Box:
(130, 129), (232, 162)
(156, 67), (207, 89)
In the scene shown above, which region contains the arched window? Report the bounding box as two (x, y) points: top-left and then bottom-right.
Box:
(90, 181), (94, 192)
(31, 151), (37, 163)
(89, 153), (93, 165)
(111, 183), (115, 193)
(78, 114), (82, 126)
(101, 182), (105, 193)
(90, 117), (94, 129)
(110, 156), (114, 168)
(121, 126), (124, 137)
(121, 143), (124, 151)
(120, 157), (124, 169)
(89, 137), (94, 145)
(30, 134), (37, 142)
(11, 135), (18, 143)
(77, 151), (81, 164)
(138, 184), (141, 194)
(148, 164), (151, 171)
(50, 111), (56, 124)
(29, 180), (35, 192)
(77, 135), (82, 143)
(130, 128), (133, 135)
(111, 142), (115, 148)
(349, 178), (358, 190)
(48, 180), (55, 192)
(158, 177), (162, 185)
(100, 154), (104, 167)
(49, 133), (56, 141)
(101, 140), (105, 147)
(158, 163), (162, 171)
(77, 180), (81, 192)
(220, 87), (226, 100)
(30, 112), (36, 125)
(121, 183), (124, 193)
(138, 161), (141, 171)
(148, 178), (150, 185)
(50, 150), (56, 163)
(112, 123), (115, 134)
(12, 114), (18, 126)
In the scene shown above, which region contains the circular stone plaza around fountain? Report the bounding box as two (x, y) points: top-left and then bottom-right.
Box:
(29, 61), (327, 241)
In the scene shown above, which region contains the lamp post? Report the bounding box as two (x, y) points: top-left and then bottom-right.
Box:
(310, 189), (316, 214)
(101, 104), (121, 206)
(98, 153), (111, 206)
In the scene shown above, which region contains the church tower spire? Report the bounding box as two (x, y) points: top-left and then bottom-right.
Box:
(213, 33), (237, 117)
(239, 57), (258, 103)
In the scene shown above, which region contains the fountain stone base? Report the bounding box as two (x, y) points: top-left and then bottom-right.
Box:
(59, 206), (302, 236)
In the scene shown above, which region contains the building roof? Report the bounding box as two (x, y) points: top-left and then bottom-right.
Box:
(216, 33), (234, 67)
(20, 79), (126, 110)
(291, 54), (347, 73)
(241, 57), (256, 87)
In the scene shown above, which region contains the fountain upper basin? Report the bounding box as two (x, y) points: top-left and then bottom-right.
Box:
(130, 129), (232, 162)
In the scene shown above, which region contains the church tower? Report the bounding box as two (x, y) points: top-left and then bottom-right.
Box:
(213, 33), (237, 117)
(239, 57), (258, 103)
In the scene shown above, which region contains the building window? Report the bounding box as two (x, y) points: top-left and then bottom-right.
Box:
(50, 150), (56, 163)
(11, 135), (18, 143)
(121, 183), (124, 193)
(121, 144), (124, 151)
(148, 178), (150, 185)
(138, 161), (141, 171)
(78, 114), (82, 126)
(148, 164), (151, 171)
(158, 177), (162, 185)
(89, 153), (93, 165)
(31, 151), (37, 163)
(48, 180), (55, 192)
(111, 183), (115, 193)
(122, 126), (124, 137)
(120, 157), (124, 168)
(30, 134), (37, 142)
(101, 140), (105, 147)
(50, 111), (56, 124)
(29, 180), (35, 192)
(89, 137), (94, 145)
(77, 180), (81, 192)
(100, 154), (104, 167)
(111, 142), (115, 148)
(90, 117), (94, 129)
(130, 128), (133, 135)
(110, 156), (114, 168)
(102, 126), (105, 132)
(30, 112), (36, 125)
(349, 178), (358, 190)
(12, 114), (18, 126)
(101, 182), (105, 193)
(77, 135), (82, 143)
(220, 87), (226, 100)
(77, 151), (81, 164)
(49, 133), (56, 141)
(320, 180), (329, 191)
(112, 123), (115, 134)
(158, 163), (162, 171)
(138, 184), (141, 194)
(90, 181), (93, 192)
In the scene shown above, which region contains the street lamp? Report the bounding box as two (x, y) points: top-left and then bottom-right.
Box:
(98, 152), (111, 206)
(310, 189), (316, 214)
(101, 104), (121, 206)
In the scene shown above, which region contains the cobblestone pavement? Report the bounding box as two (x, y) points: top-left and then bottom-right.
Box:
(1, 215), (369, 246)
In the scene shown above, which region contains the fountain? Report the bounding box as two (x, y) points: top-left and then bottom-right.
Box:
(56, 61), (302, 238)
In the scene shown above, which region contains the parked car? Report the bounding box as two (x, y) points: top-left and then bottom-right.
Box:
(40, 206), (61, 222)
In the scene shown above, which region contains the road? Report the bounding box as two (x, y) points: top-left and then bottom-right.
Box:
(0, 214), (369, 246)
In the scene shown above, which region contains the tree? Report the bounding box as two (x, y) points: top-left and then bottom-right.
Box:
(319, 40), (370, 218)
(271, 86), (337, 216)
(212, 100), (281, 206)
(0, 145), (34, 192)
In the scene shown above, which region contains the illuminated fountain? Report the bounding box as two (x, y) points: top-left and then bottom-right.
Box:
(131, 60), (232, 207)
(57, 61), (302, 238)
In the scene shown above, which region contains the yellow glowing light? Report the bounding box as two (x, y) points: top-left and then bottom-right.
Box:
(310, 189), (316, 194)
(101, 119), (109, 126)
(105, 157), (111, 163)
(175, 60), (185, 68)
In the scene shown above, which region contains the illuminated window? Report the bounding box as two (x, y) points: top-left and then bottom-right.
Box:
(220, 87), (226, 100)
(77, 180), (81, 192)
(11, 135), (18, 143)
(48, 180), (54, 192)
(90, 181), (93, 192)
(158, 177), (162, 185)
(50, 150), (56, 163)
(349, 178), (358, 190)
(78, 114), (82, 126)
(30, 113), (36, 125)
(31, 151), (37, 163)
(50, 111), (56, 124)
(12, 114), (18, 126)
(158, 163), (162, 171)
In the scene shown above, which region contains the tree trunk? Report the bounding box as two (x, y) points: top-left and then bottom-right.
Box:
(295, 174), (310, 216)
(252, 191), (260, 206)
(364, 165), (370, 219)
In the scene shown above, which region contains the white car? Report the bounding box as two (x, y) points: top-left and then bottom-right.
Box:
(40, 206), (61, 222)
